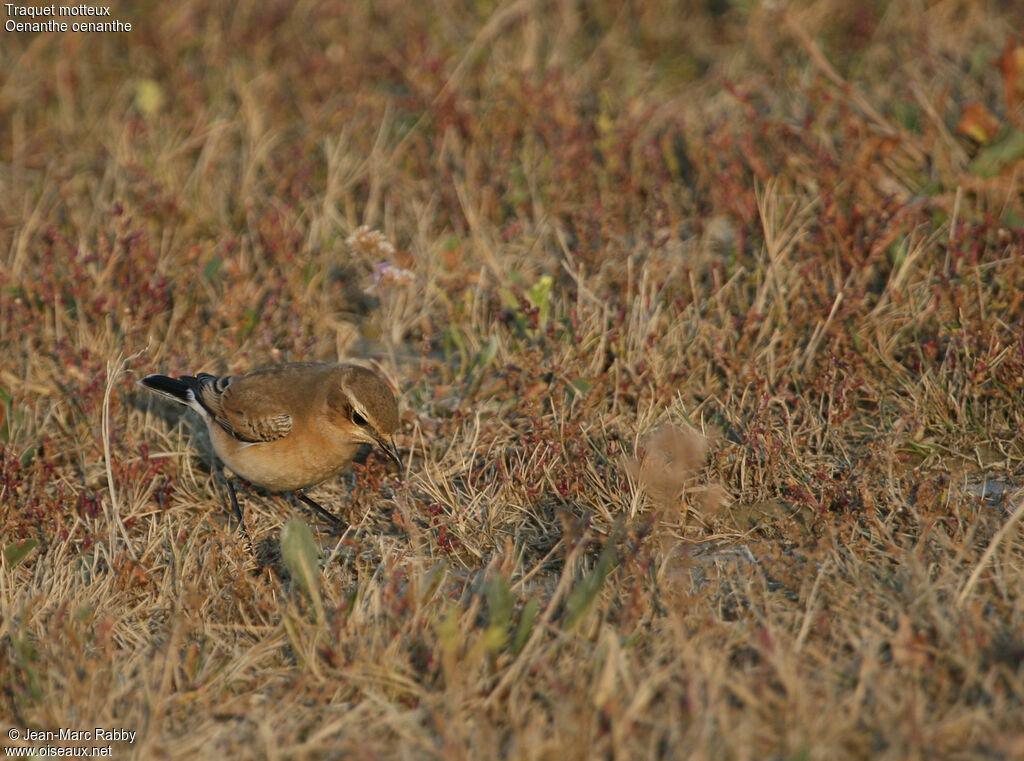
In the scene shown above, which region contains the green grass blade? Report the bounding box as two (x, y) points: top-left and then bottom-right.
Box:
(281, 519), (325, 623)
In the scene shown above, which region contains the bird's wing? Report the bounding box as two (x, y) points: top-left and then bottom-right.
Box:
(194, 373), (293, 443)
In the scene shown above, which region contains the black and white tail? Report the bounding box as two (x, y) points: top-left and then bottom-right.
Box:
(140, 374), (195, 404)
(139, 373), (225, 420)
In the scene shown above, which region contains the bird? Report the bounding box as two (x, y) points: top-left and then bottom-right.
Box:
(139, 362), (401, 533)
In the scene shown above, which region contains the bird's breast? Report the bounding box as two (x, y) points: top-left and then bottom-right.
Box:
(208, 425), (361, 492)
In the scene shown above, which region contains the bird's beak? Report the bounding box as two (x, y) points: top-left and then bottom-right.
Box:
(375, 434), (402, 469)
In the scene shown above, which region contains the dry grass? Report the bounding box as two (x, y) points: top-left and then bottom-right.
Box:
(3, 1), (1024, 759)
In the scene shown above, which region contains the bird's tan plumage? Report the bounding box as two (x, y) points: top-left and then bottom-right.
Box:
(141, 362), (401, 493)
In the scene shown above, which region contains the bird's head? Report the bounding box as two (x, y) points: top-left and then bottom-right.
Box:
(328, 365), (401, 467)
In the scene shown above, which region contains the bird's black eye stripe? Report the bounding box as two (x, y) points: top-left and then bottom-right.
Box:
(352, 411), (368, 426)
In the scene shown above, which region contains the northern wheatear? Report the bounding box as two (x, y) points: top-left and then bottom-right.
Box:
(140, 362), (400, 531)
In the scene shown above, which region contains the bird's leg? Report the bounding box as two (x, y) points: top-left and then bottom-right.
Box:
(295, 490), (344, 528)
(222, 474), (255, 552)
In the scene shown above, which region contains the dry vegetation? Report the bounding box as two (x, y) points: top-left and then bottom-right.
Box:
(3, 1), (1024, 758)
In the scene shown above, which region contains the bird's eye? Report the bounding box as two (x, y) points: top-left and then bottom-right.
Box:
(352, 411), (368, 426)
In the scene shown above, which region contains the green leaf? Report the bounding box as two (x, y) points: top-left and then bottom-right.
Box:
(512, 598), (540, 654)
(527, 275), (553, 329)
(443, 325), (467, 372)
(0, 386), (13, 443)
(13, 635), (42, 703)
(422, 562), (447, 601)
(5, 539), (38, 569)
(202, 256), (222, 283)
(434, 606), (460, 664)
(484, 572), (514, 651)
(564, 536), (619, 630)
(571, 378), (593, 396)
(281, 519), (324, 623)
(474, 334), (500, 373)
(969, 128), (1024, 178)
(239, 307), (259, 338)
